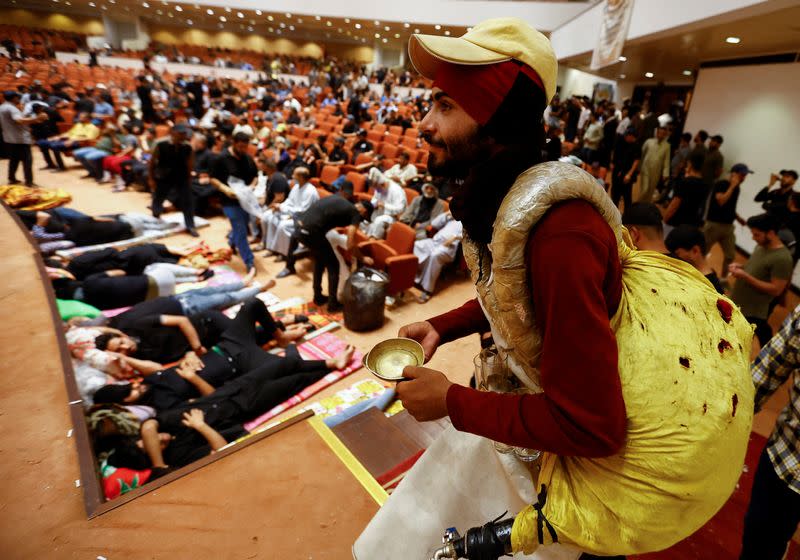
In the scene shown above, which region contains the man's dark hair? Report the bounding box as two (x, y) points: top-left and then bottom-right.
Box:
(232, 131), (251, 144)
(94, 332), (116, 351)
(340, 180), (354, 197)
(681, 132), (692, 143)
(711, 134), (723, 144)
(687, 152), (705, 172)
(747, 213), (779, 233)
(665, 225), (707, 254)
(93, 383), (133, 404)
(448, 67), (548, 249)
(358, 200), (374, 217)
(697, 130), (708, 142)
(622, 203), (664, 235)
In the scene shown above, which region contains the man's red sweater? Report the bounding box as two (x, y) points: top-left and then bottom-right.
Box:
(429, 200), (627, 457)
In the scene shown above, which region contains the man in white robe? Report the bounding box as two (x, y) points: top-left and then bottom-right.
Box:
(414, 212), (463, 302)
(263, 167), (318, 263)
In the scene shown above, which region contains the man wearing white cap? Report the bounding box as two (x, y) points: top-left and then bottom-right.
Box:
(355, 17), (753, 560)
(365, 166), (407, 239)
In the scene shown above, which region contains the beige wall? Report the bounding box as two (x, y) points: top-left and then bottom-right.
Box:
(324, 43), (374, 64)
(149, 25), (325, 58)
(0, 7), (105, 35)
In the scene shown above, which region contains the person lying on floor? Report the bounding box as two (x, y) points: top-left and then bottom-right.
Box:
(96, 344), (355, 471)
(92, 334), (354, 412)
(65, 242), (204, 280)
(93, 296), (307, 375)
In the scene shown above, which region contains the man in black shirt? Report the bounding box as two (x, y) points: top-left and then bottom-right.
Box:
(149, 123), (198, 236)
(703, 163), (753, 278)
(210, 131), (259, 274)
(610, 127), (641, 212)
(73, 91), (95, 115)
(259, 157), (289, 207)
(350, 129), (374, 163)
(136, 76), (156, 123)
(29, 101), (63, 170)
(665, 225), (725, 294)
(189, 132), (216, 215)
(662, 152), (708, 227)
(288, 186), (372, 311)
(324, 136), (348, 167)
(755, 169), (798, 223)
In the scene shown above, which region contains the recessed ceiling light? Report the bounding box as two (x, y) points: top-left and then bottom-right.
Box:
(142, 1), (149, 6)
(618, 56), (627, 62)
(206, 8), (213, 15)
(435, 24), (441, 30)
(237, 12), (243, 18)
(394, 33), (400, 38)
(268, 15), (274, 21)
(326, 21), (332, 26)
(155, 8), (161, 14)
(276, 29), (281, 34)
(355, 23), (362, 29)
(374, 20), (380, 25)
(219, 16), (226, 22)
(619, 74), (626, 79)
(187, 19), (192, 25)
(467, 27), (473, 32)
(102, 5), (108, 9)
(444, 30), (450, 36)
(404, 23), (410, 28)
(414, 28), (420, 33)
(315, 15), (321, 21)
(645, 72), (654, 78)
(225, 6), (231, 12)
(268, 27), (273, 32)
(255, 9), (261, 15)
(297, 18), (303, 23)
(88, 1), (95, 6)
(286, 12), (291, 18)
(344, 18), (350, 23)
(289, 25), (295, 31)
(375, 33), (380, 38)
(168, 12), (173, 17)
(338, 28), (342, 33)
(682, 70), (692, 76)
(382, 38), (388, 43)
(726, 36), (741, 44)
(174, 5), (181, 10)
(279, 22), (285, 28)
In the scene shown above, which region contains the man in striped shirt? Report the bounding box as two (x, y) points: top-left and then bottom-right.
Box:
(742, 306), (800, 559)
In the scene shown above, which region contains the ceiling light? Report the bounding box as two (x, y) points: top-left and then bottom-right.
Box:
(404, 23), (410, 28)
(381, 26), (388, 31)
(382, 38), (388, 43)
(237, 12), (243, 18)
(268, 15), (274, 21)
(219, 16), (226, 22)
(276, 29), (281, 34)
(255, 9), (261, 15)
(345, 18), (350, 23)
(326, 21), (332, 26)
(187, 19), (193, 25)
(618, 56), (627, 62)
(297, 18), (303, 23)
(168, 12), (173, 17)
(88, 1), (95, 6)
(394, 33), (400, 38)
(619, 74), (626, 79)
(206, 8), (213, 15)
(467, 27), (473, 32)
(682, 70), (692, 76)
(174, 5), (181, 10)
(102, 5), (108, 9)
(645, 72), (654, 78)
(109, 0), (115, 3)
(268, 27), (273, 32)
(315, 15), (321, 20)
(444, 30), (450, 36)
(279, 22), (285, 28)
(355, 23), (362, 29)
(156, 9), (162, 14)
(338, 28), (342, 33)
(435, 24), (441, 30)
(346, 31), (351, 35)
(286, 12), (291, 18)
(374, 20), (380, 25)
(414, 28), (420, 33)
(225, 7), (231, 12)
(142, 1), (149, 6)
(375, 33), (380, 38)
(289, 25), (295, 31)
(726, 36), (741, 44)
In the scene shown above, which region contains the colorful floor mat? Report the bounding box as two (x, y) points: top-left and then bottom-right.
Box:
(243, 332), (364, 432)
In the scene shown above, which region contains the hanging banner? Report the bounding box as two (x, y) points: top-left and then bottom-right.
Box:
(591, 0), (635, 70)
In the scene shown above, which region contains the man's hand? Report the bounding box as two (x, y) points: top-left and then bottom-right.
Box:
(395, 366), (452, 422)
(728, 263), (746, 279)
(176, 362), (199, 380)
(398, 320), (441, 362)
(193, 345), (208, 357)
(181, 409), (206, 429)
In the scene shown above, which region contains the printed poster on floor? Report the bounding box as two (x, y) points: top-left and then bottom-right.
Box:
(591, 0), (636, 71)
